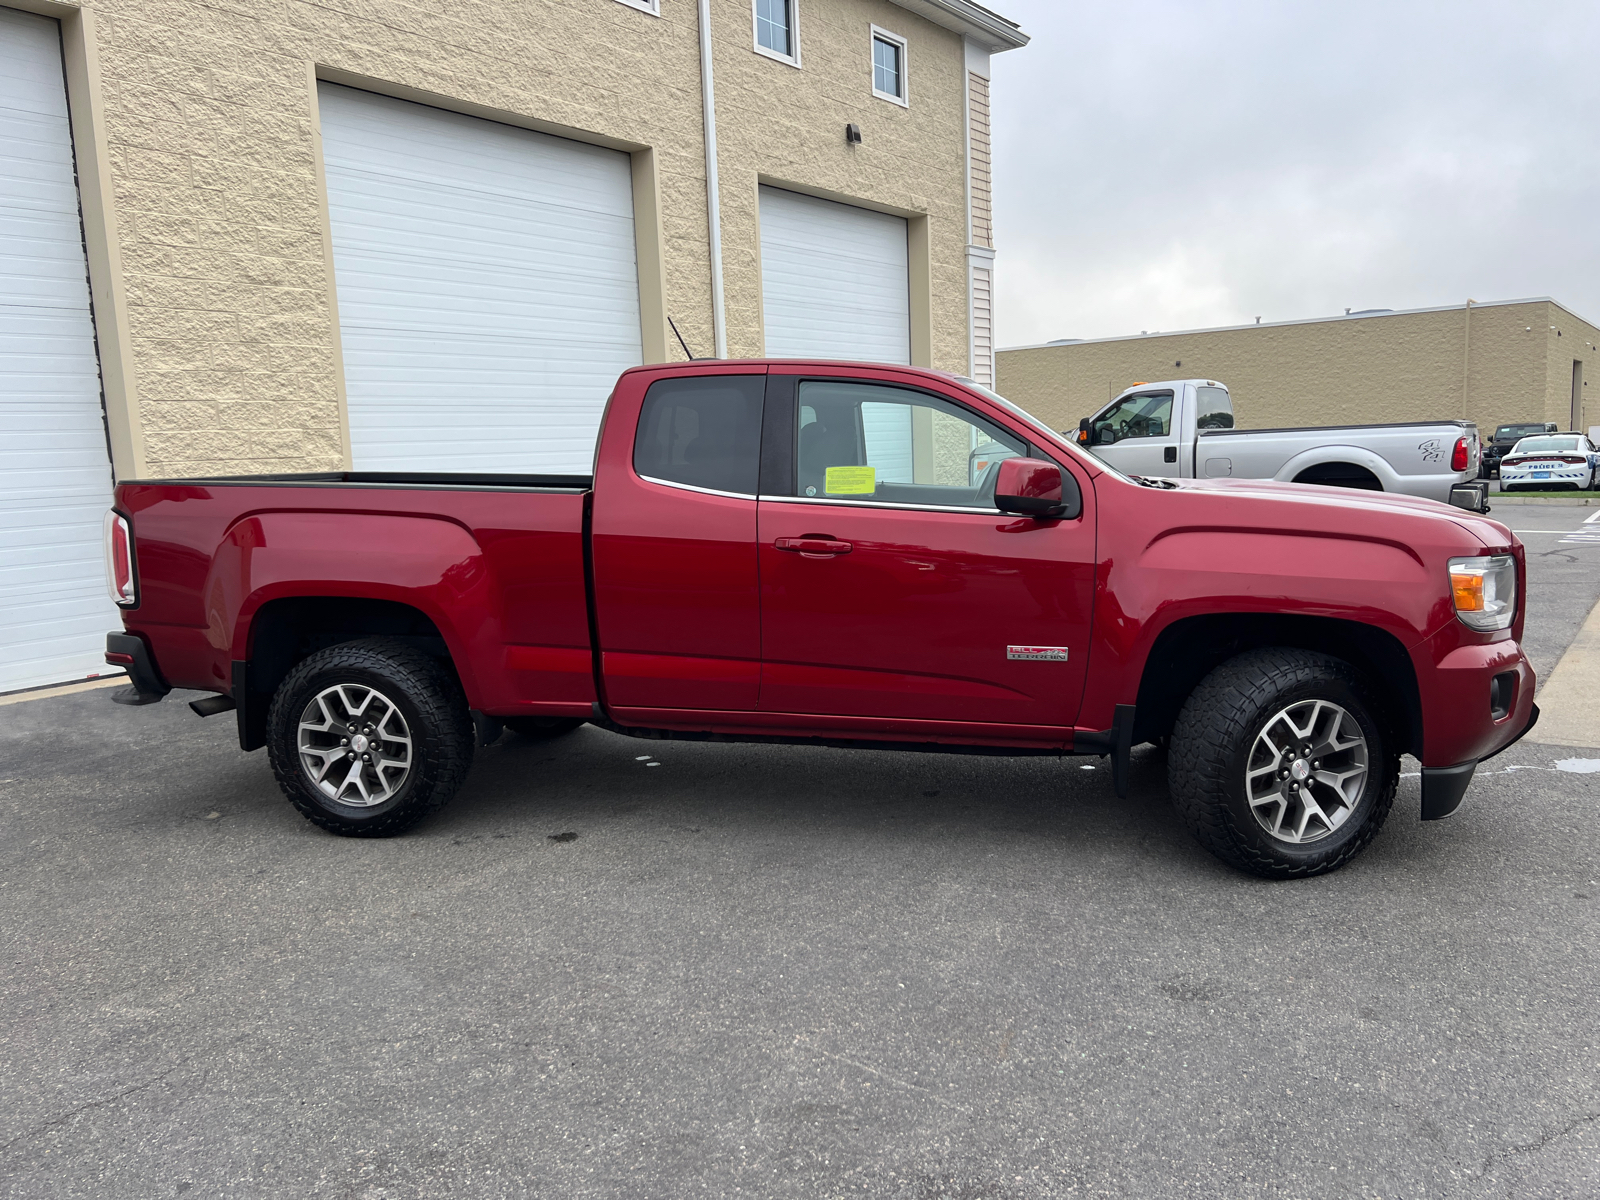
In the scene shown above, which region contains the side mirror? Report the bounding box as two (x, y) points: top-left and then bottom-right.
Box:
(1076, 417), (1091, 446)
(995, 458), (1066, 518)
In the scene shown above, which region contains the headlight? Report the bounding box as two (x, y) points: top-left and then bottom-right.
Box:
(1449, 555), (1516, 631)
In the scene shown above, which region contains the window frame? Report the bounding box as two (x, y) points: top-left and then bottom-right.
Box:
(612, 0), (660, 13)
(869, 25), (909, 107)
(753, 0), (802, 68)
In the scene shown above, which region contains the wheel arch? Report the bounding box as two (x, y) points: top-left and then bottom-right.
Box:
(1276, 446), (1398, 491)
(236, 596), (457, 751)
(1132, 612), (1422, 757)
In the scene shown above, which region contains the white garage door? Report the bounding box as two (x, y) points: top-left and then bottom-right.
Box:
(0, 7), (118, 694)
(318, 85), (643, 474)
(759, 186), (910, 365)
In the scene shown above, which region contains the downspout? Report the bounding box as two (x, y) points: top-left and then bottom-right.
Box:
(1462, 298), (1473, 420)
(697, 0), (728, 358)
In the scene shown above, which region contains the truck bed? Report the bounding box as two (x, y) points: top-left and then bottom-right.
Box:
(117, 473), (596, 724)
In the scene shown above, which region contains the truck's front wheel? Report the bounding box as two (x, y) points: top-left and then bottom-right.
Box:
(266, 638), (474, 837)
(1168, 648), (1397, 878)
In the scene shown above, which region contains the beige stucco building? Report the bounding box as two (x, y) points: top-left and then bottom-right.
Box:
(996, 299), (1600, 437)
(0, 0), (1024, 692)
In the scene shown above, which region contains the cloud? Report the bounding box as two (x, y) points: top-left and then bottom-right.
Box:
(991, 0), (1600, 346)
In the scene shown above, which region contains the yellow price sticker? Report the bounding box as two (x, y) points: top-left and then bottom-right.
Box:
(824, 465), (876, 495)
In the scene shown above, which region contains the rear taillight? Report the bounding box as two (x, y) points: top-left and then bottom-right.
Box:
(103, 510), (136, 607)
(1451, 436), (1469, 471)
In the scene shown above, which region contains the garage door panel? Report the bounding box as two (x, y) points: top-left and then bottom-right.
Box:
(0, 6), (119, 693)
(759, 186), (910, 365)
(319, 83), (642, 474)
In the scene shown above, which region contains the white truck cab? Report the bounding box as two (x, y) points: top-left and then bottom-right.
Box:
(1077, 379), (1486, 508)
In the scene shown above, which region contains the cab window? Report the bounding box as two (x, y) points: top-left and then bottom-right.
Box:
(1195, 386), (1234, 430)
(634, 375), (765, 494)
(792, 381), (1026, 508)
(1092, 391), (1173, 444)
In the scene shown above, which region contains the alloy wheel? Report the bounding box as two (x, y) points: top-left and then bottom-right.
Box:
(297, 683), (413, 806)
(1244, 699), (1369, 844)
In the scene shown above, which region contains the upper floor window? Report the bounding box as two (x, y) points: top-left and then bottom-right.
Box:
(613, 0), (660, 13)
(755, 0), (799, 65)
(871, 28), (908, 105)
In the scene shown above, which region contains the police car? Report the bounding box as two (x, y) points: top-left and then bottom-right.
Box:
(1498, 433), (1600, 491)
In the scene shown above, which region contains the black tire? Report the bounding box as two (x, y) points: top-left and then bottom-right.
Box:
(266, 637), (474, 837)
(503, 716), (585, 740)
(1168, 648), (1398, 879)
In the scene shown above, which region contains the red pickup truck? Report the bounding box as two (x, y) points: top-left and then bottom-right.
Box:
(103, 360), (1536, 877)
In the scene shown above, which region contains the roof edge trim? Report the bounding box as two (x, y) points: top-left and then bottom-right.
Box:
(998, 297), (1600, 353)
(887, 0), (1028, 51)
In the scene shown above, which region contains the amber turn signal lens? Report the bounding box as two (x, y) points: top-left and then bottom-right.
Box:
(1451, 571), (1485, 612)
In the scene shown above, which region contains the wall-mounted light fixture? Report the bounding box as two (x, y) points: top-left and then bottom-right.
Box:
(845, 123), (862, 145)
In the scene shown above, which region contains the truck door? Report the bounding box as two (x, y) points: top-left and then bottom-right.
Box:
(756, 375), (1096, 732)
(590, 371), (766, 713)
(1088, 388), (1179, 479)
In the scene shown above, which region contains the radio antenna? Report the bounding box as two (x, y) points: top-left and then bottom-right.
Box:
(667, 316), (699, 361)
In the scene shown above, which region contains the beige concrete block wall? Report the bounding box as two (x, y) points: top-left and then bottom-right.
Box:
(995, 300), (1599, 437)
(709, 0), (969, 367)
(50, 0), (970, 477)
(1540, 302), (1600, 433)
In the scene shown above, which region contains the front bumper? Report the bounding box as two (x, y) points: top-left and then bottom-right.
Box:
(1420, 703), (1539, 820)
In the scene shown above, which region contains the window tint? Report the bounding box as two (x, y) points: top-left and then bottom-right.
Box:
(1091, 391), (1173, 445)
(1195, 385), (1234, 430)
(755, 0), (792, 57)
(634, 375), (764, 495)
(793, 381), (1025, 508)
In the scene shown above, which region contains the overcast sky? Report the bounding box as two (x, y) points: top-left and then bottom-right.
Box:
(988, 0), (1600, 348)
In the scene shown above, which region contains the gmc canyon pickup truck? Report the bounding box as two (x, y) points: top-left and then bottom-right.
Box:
(104, 360), (1537, 878)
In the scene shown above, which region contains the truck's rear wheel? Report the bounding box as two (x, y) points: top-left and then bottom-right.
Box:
(1168, 648), (1397, 878)
(266, 638), (474, 837)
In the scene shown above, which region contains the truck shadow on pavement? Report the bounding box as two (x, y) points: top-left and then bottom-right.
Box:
(443, 725), (1209, 867)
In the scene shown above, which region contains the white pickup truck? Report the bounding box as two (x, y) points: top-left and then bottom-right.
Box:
(1071, 379), (1486, 508)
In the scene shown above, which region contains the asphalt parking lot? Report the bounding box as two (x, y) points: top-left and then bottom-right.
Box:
(3, 504), (1598, 1199)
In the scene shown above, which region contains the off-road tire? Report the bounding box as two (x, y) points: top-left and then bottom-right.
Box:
(504, 716), (585, 740)
(1168, 647), (1398, 879)
(266, 637), (474, 837)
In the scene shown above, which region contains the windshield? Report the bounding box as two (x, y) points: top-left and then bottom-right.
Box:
(1497, 424), (1549, 440)
(1511, 436), (1580, 454)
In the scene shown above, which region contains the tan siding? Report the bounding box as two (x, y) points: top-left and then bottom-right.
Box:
(967, 71), (991, 249)
(970, 263), (993, 384)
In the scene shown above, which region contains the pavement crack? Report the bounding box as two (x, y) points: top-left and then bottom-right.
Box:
(0, 1063), (183, 1156)
(1473, 1109), (1599, 1185)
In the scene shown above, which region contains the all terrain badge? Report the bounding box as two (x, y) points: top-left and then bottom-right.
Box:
(1006, 645), (1069, 661)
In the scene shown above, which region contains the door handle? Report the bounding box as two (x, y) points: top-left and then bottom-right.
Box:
(1163, 445), (1178, 463)
(774, 536), (853, 558)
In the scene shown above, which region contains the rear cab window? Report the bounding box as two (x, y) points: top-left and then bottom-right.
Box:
(1195, 385), (1234, 430)
(634, 375), (765, 495)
